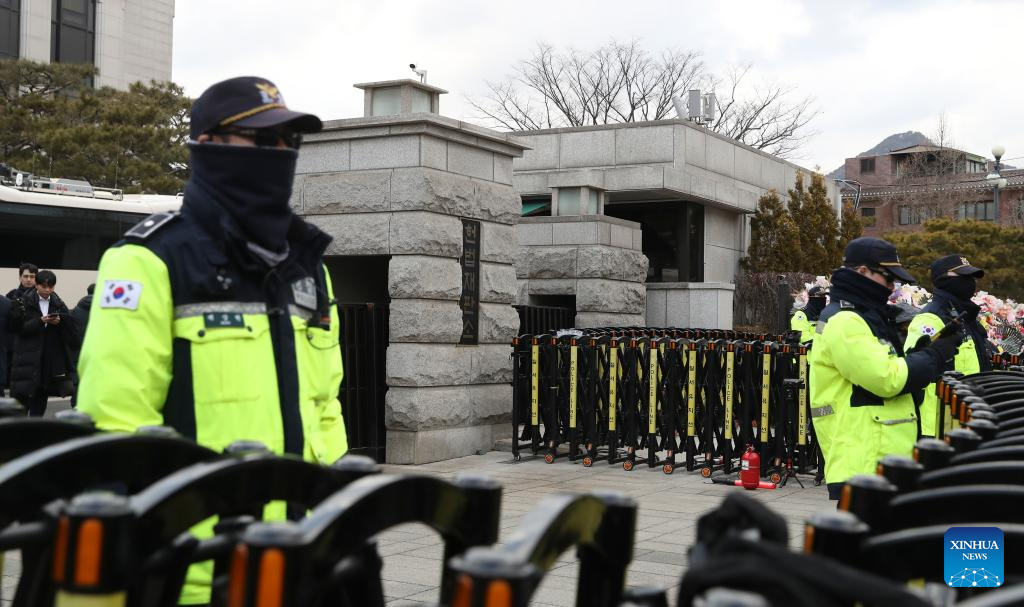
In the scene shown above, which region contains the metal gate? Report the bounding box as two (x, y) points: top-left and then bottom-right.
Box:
(338, 303), (389, 462)
(514, 305), (575, 335)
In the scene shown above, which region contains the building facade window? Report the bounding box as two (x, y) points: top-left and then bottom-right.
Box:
(0, 0), (19, 59)
(860, 157), (876, 174)
(860, 206), (876, 227)
(957, 200), (996, 222)
(51, 0), (96, 67)
(897, 205), (939, 225)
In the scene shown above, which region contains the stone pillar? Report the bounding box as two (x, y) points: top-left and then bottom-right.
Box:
(292, 114), (527, 464)
(515, 215), (648, 327)
(645, 282), (736, 329)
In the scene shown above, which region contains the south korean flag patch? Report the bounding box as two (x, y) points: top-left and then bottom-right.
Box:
(101, 280), (142, 311)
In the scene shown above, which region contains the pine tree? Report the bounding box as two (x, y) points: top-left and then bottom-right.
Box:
(885, 218), (1024, 300)
(837, 200), (864, 263)
(806, 172), (841, 273)
(1, 58), (190, 194)
(788, 171), (845, 273)
(741, 189), (801, 272)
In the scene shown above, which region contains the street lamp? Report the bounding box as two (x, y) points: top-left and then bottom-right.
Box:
(986, 145), (1007, 219)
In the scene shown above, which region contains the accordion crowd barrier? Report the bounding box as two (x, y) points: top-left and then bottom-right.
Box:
(0, 365), (1022, 607)
(510, 328), (819, 484)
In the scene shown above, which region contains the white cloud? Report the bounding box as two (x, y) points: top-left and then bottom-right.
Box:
(172, 0), (1024, 171)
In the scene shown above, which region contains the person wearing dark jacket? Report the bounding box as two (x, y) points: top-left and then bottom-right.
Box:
(68, 284), (94, 407)
(4, 263), (37, 390)
(0, 294), (10, 395)
(6, 262), (37, 300)
(10, 270), (78, 416)
(70, 284), (95, 343)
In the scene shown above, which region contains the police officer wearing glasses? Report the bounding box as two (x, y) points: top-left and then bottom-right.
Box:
(809, 237), (959, 501)
(77, 77), (348, 605)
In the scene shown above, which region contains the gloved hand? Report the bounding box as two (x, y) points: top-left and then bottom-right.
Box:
(928, 332), (960, 364)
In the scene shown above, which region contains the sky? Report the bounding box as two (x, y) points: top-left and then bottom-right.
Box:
(171, 0), (1024, 173)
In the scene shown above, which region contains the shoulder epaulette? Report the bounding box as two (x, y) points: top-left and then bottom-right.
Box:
(839, 300), (856, 309)
(124, 211), (179, 240)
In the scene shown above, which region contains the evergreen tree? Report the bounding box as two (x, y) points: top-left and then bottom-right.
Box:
(885, 218), (1024, 301)
(806, 171), (841, 272)
(1, 59), (190, 194)
(787, 171), (839, 274)
(741, 189), (801, 272)
(838, 200), (864, 261)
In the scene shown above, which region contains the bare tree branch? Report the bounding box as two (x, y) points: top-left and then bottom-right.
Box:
(467, 41), (816, 157)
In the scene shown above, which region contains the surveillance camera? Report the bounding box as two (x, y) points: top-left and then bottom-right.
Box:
(409, 63), (416, 69)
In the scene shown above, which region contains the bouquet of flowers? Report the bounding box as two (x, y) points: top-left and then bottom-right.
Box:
(793, 276), (831, 309)
(795, 277), (1024, 351)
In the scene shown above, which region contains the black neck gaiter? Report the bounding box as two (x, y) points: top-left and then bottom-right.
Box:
(828, 267), (893, 314)
(934, 275), (976, 302)
(186, 142), (298, 253)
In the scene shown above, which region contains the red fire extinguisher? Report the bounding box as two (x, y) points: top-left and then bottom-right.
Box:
(740, 444), (761, 490)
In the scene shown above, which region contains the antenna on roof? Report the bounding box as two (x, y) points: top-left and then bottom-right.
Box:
(674, 90), (717, 125)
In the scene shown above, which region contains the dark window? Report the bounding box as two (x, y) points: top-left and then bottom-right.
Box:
(0, 0), (19, 59)
(860, 158), (876, 174)
(860, 206), (876, 227)
(898, 205), (911, 225)
(51, 0), (95, 68)
(957, 201), (997, 222)
(0, 200), (146, 269)
(605, 201), (704, 282)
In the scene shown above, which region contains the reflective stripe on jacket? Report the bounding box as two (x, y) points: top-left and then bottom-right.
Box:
(904, 311), (981, 436)
(810, 309), (917, 485)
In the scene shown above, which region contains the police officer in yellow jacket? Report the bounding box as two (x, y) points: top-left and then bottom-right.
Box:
(809, 237), (959, 500)
(76, 77), (348, 604)
(791, 285), (827, 343)
(904, 255), (991, 437)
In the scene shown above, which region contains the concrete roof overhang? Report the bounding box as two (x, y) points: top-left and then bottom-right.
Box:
(511, 119), (836, 216)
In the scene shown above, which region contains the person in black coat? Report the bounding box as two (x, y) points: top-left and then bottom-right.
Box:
(0, 294), (10, 395)
(5, 262), (37, 300)
(68, 284), (94, 407)
(4, 262), (37, 392)
(10, 270), (79, 416)
(70, 284), (95, 344)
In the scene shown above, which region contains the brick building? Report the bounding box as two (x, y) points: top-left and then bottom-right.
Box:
(840, 145), (1024, 235)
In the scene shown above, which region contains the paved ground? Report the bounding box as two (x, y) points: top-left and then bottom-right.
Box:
(0, 404), (830, 605)
(376, 451), (827, 606)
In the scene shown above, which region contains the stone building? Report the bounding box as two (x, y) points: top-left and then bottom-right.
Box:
(511, 121), (840, 329)
(292, 80), (526, 464)
(2, 0), (174, 90)
(294, 79), (837, 463)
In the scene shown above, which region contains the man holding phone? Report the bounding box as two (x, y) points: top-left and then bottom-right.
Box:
(9, 270), (78, 416)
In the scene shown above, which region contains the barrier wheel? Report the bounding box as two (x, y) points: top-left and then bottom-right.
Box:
(513, 454), (521, 462)
(663, 464), (674, 475)
(769, 471), (782, 484)
(544, 453), (555, 464)
(623, 460), (634, 472)
(582, 456), (593, 467)
(700, 467), (712, 478)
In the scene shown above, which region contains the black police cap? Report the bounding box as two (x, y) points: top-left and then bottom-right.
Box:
(842, 237), (916, 284)
(930, 254), (984, 283)
(190, 76), (322, 140)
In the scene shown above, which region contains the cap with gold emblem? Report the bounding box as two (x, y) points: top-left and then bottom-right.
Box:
(842, 237), (916, 283)
(930, 254), (984, 282)
(189, 76), (322, 139)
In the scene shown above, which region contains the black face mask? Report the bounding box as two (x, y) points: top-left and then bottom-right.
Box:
(187, 142), (298, 253)
(805, 297), (827, 320)
(935, 275), (976, 301)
